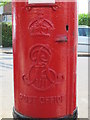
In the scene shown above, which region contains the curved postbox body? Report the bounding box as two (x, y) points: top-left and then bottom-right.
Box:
(12, 1), (78, 119)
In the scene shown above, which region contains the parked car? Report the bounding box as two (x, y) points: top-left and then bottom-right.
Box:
(78, 25), (90, 53)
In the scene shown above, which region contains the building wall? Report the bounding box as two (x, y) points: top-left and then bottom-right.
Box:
(3, 2), (12, 22)
(4, 2), (12, 14)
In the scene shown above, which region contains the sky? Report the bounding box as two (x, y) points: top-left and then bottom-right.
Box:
(78, 0), (88, 14)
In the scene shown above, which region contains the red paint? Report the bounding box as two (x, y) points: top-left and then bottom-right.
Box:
(12, 1), (77, 118)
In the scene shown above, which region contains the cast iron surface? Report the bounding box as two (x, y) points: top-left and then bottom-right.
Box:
(12, 1), (78, 118)
(13, 108), (77, 120)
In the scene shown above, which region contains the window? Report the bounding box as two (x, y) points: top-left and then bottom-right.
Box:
(78, 28), (90, 37)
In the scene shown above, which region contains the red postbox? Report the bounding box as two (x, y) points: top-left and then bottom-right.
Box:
(12, 0), (78, 119)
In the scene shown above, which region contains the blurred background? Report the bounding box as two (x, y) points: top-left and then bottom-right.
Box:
(0, 0), (89, 119)
(0, 0), (90, 52)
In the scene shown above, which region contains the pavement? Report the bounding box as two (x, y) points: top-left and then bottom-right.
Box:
(0, 51), (13, 119)
(0, 47), (89, 119)
(77, 56), (88, 118)
(0, 47), (13, 54)
(0, 47), (90, 57)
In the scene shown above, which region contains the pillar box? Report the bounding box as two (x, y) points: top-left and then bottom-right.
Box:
(12, 0), (78, 119)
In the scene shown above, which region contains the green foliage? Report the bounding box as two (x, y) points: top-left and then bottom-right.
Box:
(78, 14), (90, 26)
(88, 15), (90, 26)
(2, 22), (12, 47)
(0, 1), (11, 7)
(0, 2), (8, 7)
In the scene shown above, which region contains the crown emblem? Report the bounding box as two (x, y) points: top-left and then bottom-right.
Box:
(29, 17), (54, 36)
